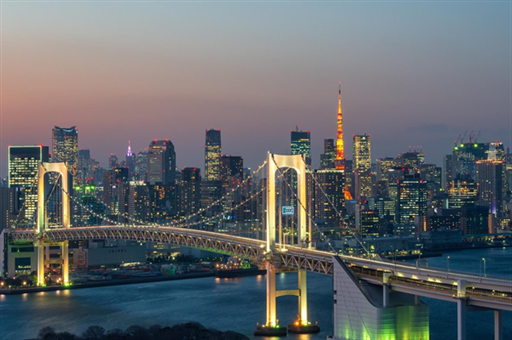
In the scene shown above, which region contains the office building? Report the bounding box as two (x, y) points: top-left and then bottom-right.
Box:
(220, 155), (243, 179)
(0, 188), (15, 232)
(147, 140), (176, 185)
(354, 171), (375, 200)
(313, 169), (345, 226)
(451, 141), (505, 180)
(320, 139), (335, 169)
(205, 129), (221, 181)
(395, 151), (425, 174)
(443, 154), (453, 189)
(359, 209), (380, 238)
(52, 126), (78, 169)
(291, 127), (311, 168)
(8, 145), (50, 227)
(396, 173), (428, 226)
(376, 157), (394, 183)
(178, 168), (201, 217)
(353, 134), (371, 172)
(476, 159), (504, 216)
(447, 176), (478, 209)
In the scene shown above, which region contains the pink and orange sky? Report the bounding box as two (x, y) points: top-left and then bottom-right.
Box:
(1, 1), (511, 176)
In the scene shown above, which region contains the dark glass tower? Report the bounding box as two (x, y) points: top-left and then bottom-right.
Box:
(291, 127), (311, 168)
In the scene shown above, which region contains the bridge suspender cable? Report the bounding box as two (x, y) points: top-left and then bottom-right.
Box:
(46, 160), (276, 231)
(309, 171), (370, 254)
(270, 155), (337, 253)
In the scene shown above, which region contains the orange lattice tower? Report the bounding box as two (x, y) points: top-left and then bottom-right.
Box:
(335, 82), (345, 170)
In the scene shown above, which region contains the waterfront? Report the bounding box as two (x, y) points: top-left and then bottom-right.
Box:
(1, 248), (511, 340)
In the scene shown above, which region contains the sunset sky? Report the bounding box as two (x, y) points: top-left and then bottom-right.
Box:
(1, 1), (511, 176)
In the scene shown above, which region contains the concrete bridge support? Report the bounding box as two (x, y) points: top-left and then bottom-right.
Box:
(36, 162), (70, 286)
(456, 279), (468, 340)
(494, 310), (503, 340)
(255, 154), (319, 336)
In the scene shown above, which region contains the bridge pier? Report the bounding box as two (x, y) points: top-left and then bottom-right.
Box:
(494, 310), (503, 340)
(62, 241), (69, 285)
(456, 280), (468, 340)
(255, 153), (319, 336)
(37, 240), (45, 286)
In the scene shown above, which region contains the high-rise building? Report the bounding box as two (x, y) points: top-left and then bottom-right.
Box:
(376, 157), (394, 183)
(205, 129), (221, 181)
(109, 154), (119, 169)
(476, 159), (504, 216)
(0, 187), (15, 232)
(220, 155), (243, 179)
(134, 150), (148, 181)
(147, 140), (176, 185)
(396, 173), (428, 226)
(291, 127), (311, 168)
(178, 167), (201, 217)
(395, 151), (425, 174)
(353, 134), (371, 172)
(8, 145), (50, 227)
(320, 139), (335, 169)
(420, 164), (442, 199)
(451, 141), (505, 180)
(128, 181), (150, 223)
(126, 140), (134, 176)
(443, 154), (453, 189)
(359, 209), (380, 238)
(354, 171), (375, 200)
(52, 126), (78, 169)
(313, 169), (345, 226)
(447, 175), (478, 209)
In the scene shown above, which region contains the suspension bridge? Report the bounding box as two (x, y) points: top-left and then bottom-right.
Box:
(1, 153), (511, 340)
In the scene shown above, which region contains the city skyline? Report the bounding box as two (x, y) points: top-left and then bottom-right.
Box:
(1, 2), (511, 176)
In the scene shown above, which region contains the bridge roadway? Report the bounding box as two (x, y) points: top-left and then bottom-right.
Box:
(7, 225), (512, 311)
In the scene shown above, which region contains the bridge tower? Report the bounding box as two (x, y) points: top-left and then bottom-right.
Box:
(36, 162), (71, 286)
(255, 153), (319, 336)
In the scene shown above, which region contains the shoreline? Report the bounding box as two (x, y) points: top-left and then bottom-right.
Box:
(0, 271), (216, 295)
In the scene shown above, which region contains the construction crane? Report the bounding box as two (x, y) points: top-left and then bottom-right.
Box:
(474, 130), (481, 143)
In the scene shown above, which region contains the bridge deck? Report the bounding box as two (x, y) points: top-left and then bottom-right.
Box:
(4, 226), (511, 310)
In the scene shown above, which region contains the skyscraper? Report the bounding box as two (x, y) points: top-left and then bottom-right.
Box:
(476, 159), (503, 216)
(320, 139), (335, 169)
(220, 155), (244, 179)
(451, 141), (505, 180)
(147, 140), (176, 185)
(8, 145), (50, 227)
(291, 127), (311, 168)
(353, 134), (371, 172)
(205, 129), (221, 181)
(52, 126), (78, 169)
(376, 157), (394, 183)
(178, 167), (202, 217)
(335, 83), (345, 170)
(126, 140), (134, 176)
(447, 175), (478, 209)
(313, 169), (345, 226)
(396, 173), (427, 226)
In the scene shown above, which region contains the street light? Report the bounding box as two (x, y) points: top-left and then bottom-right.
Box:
(447, 256), (450, 272)
(482, 258), (486, 278)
